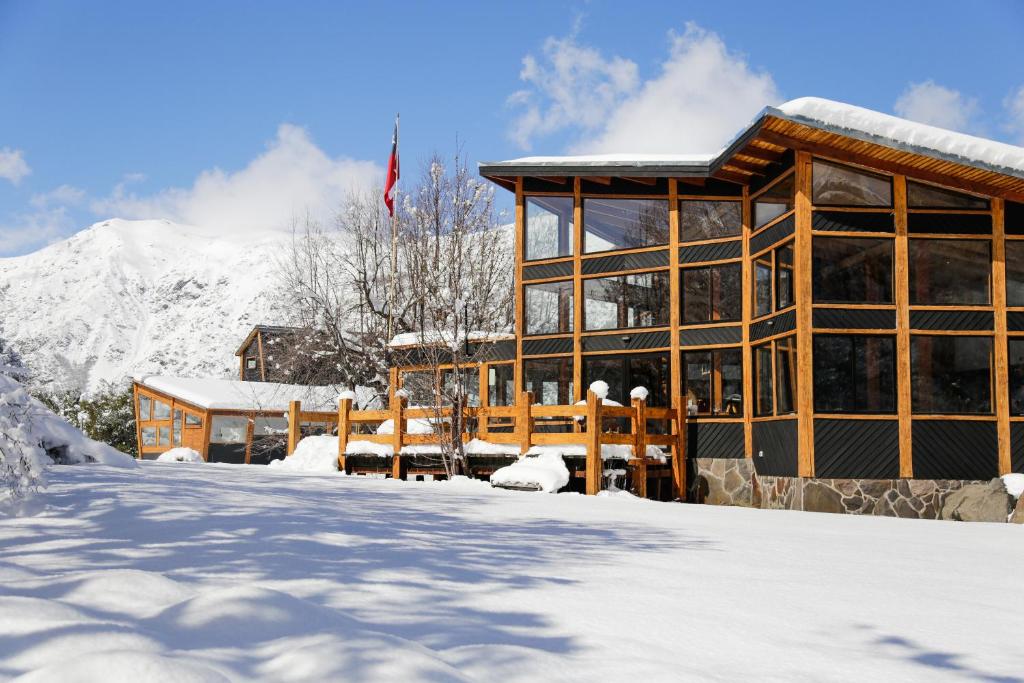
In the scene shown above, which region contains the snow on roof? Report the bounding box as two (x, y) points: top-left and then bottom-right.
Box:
(482, 97), (1024, 181)
(135, 375), (339, 412)
(388, 330), (516, 349)
(772, 97), (1024, 178)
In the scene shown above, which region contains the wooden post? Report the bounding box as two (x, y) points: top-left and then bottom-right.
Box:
(337, 397), (352, 473)
(741, 185), (754, 461)
(673, 402), (688, 499)
(993, 198), (1012, 476)
(585, 389), (603, 495)
(286, 400), (301, 455)
(572, 177), (583, 403)
(631, 397), (648, 499)
(244, 413), (255, 464)
(513, 179), (525, 400)
(518, 391), (534, 454)
(392, 393), (406, 480)
(794, 151), (815, 477)
(132, 383), (143, 459)
(893, 175), (914, 478)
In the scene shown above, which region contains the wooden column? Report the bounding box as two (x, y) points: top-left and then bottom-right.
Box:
(337, 397), (352, 472)
(132, 384), (143, 459)
(794, 151), (815, 477)
(256, 330), (266, 381)
(993, 198), (1012, 475)
(631, 397), (648, 499)
(392, 393), (406, 479)
(572, 177), (583, 402)
(668, 179), (681, 407)
(674, 402), (687, 498)
(893, 175), (914, 477)
(244, 413), (255, 464)
(286, 400), (301, 455)
(585, 389), (603, 495)
(514, 179), (525, 401)
(199, 408), (212, 462)
(741, 185), (753, 459)
(478, 363), (489, 440)
(518, 390), (534, 454)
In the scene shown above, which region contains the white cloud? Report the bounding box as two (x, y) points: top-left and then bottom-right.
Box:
(30, 184), (86, 209)
(0, 148), (31, 185)
(508, 23), (780, 154)
(894, 81), (978, 132)
(1005, 85), (1024, 145)
(91, 124), (381, 235)
(0, 206), (73, 255)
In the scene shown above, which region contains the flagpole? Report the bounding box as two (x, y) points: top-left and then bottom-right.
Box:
(387, 113), (399, 346)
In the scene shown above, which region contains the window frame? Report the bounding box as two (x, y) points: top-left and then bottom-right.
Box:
(681, 262), (742, 324)
(812, 333), (897, 415)
(582, 197), (670, 254)
(752, 241), (796, 320)
(753, 335), (797, 417)
(811, 158), (894, 208)
(681, 347), (743, 417)
(907, 237), (992, 306)
(524, 195), (574, 262)
(752, 171), (795, 229)
(582, 270), (671, 331)
(523, 279), (574, 336)
(812, 235), (895, 305)
(678, 199), (742, 243)
(910, 334), (994, 416)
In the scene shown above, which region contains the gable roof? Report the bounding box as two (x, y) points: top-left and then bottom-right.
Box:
(480, 97), (1024, 201)
(135, 375), (339, 412)
(234, 324), (301, 357)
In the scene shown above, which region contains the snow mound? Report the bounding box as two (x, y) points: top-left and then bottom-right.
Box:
(377, 417), (433, 435)
(344, 440), (394, 457)
(589, 380), (609, 400)
(337, 390), (357, 403)
(463, 439), (521, 456)
(491, 451), (569, 493)
(268, 435), (339, 472)
(156, 448), (203, 463)
(523, 443), (639, 461)
(1002, 473), (1024, 499)
(629, 386), (649, 402)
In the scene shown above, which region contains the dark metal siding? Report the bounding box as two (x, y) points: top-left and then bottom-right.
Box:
(581, 250), (669, 275)
(679, 240), (742, 264)
(813, 308), (896, 330)
(688, 421), (745, 458)
(208, 443), (247, 465)
(911, 420), (998, 480)
(813, 211), (895, 232)
(679, 325), (742, 347)
(907, 212), (992, 234)
(909, 310), (993, 331)
(813, 419), (900, 479)
(750, 309), (796, 341)
(752, 420), (798, 476)
(581, 330), (671, 352)
(467, 340), (517, 361)
(1007, 200), (1024, 235)
(523, 260), (573, 280)
(750, 214), (795, 254)
(1012, 423), (1024, 473)
(1007, 311), (1024, 331)
(522, 337), (573, 356)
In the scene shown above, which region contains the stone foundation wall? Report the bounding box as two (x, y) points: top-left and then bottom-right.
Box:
(691, 458), (1010, 520)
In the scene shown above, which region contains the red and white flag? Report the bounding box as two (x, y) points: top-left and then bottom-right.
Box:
(383, 115), (400, 217)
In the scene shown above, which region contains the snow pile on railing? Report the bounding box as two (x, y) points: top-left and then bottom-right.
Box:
(155, 448), (203, 463)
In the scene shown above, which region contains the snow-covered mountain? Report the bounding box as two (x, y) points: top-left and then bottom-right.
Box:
(0, 219), (290, 392)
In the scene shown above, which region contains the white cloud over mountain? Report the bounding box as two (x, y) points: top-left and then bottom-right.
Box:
(0, 148), (31, 185)
(894, 80), (980, 133)
(508, 23), (780, 154)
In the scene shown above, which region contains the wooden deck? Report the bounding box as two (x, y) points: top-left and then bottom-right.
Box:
(286, 389), (686, 499)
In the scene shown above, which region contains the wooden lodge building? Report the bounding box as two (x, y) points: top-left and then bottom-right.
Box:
(433, 96), (1024, 511)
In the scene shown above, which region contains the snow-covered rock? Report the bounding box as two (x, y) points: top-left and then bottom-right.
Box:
(156, 448), (203, 463)
(491, 451), (569, 493)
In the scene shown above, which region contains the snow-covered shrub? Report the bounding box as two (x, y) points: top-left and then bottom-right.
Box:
(37, 381), (138, 456)
(156, 448), (203, 463)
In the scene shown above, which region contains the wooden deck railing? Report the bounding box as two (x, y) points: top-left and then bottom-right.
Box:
(286, 389), (687, 497)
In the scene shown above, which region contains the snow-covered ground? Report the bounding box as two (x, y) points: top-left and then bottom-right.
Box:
(0, 463), (1021, 682)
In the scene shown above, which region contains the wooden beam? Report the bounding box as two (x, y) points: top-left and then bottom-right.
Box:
(673, 401), (687, 499)
(894, 175), (913, 478)
(573, 177), (583, 402)
(722, 158), (767, 175)
(585, 389), (602, 495)
(392, 393), (406, 480)
(712, 169), (752, 185)
(538, 176), (570, 185)
(631, 397), (648, 499)
(244, 412), (255, 465)
(287, 400), (301, 455)
(741, 185), (754, 462)
(734, 145), (785, 163)
(668, 178), (681, 417)
(337, 396), (351, 472)
(622, 176), (658, 186)
(993, 198), (1012, 476)
(256, 330), (266, 382)
(583, 176), (612, 185)
(678, 177), (707, 187)
(794, 151), (815, 478)
(514, 179), (525, 400)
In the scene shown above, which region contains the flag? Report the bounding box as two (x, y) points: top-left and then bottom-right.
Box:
(384, 115), (399, 217)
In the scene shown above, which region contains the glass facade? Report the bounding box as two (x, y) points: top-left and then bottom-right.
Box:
(812, 159), (892, 207)
(524, 358), (573, 405)
(583, 198), (669, 253)
(525, 280), (573, 335)
(679, 200), (741, 241)
(813, 237), (894, 304)
(682, 349), (743, 416)
(813, 335), (896, 413)
(911, 336), (992, 414)
(525, 196), (573, 261)
(682, 264), (741, 323)
(754, 174), (794, 228)
(908, 239), (991, 305)
(583, 272), (670, 330)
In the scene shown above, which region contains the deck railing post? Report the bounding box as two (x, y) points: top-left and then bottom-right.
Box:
(631, 397), (648, 499)
(673, 402), (688, 500)
(518, 391), (534, 455)
(287, 400), (301, 455)
(392, 394), (406, 480)
(585, 389), (602, 495)
(337, 397), (351, 473)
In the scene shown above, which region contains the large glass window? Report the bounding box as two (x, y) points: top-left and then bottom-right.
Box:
(583, 198), (669, 253)
(682, 264), (741, 323)
(754, 345), (773, 417)
(679, 200), (741, 241)
(401, 370), (435, 406)
(525, 280), (573, 335)
(1006, 241), (1024, 307)
(682, 349), (743, 416)
(210, 416), (249, 443)
(909, 239), (991, 305)
(812, 159), (892, 207)
(754, 243), (795, 317)
(141, 426), (156, 447)
(153, 399), (171, 420)
(584, 272), (670, 330)
(813, 335), (896, 413)
(442, 368), (480, 407)
(775, 337), (797, 415)
(185, 412), (202, 427)
(754, 173), (794, 228)
(911, 335), (992, 414)
(907, 180), (989, 210)
(525, 196), (573, 261)
(754, 256), (772, 317)
(776, 244), (794, 310)
(1009, 340), (1024, 416)
(813, 237), (894, 304)
(138, 395), (152, 421)
(583, 353), (670, 407)
(488, 363), (514, 407)
(524, 358), (573, 405)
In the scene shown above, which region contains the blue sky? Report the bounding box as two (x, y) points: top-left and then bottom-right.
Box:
(1, 0), (1023, 256)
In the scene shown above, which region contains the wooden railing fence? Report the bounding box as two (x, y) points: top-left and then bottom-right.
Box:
(286, 389), (687, 497)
